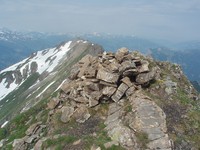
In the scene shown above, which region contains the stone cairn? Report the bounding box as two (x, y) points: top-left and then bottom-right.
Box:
(52, 48), (158, 124)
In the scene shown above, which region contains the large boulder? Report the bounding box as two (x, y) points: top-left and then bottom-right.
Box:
(129, 92), (172, 150)
(105, 103), (138, 149)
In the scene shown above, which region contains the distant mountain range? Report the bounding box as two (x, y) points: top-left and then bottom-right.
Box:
(0, 28), (200, 86)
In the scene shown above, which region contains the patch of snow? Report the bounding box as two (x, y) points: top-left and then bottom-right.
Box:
(55, 79), (67, 92)
(1, 121), (8, 128)
(83, 41), (88, 43)
(0, 79), (18, 101)
(36, 81), (56, 98)
(0, 41), (72, 101)
(1, 57), (29, 73)
(20, 101), (32, 113)
(46, 41), (72, 73)
(26, 94), (32, 99)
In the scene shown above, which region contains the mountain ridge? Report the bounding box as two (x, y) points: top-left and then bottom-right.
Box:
(0, 40), (104, 125)
(0, 41), (199, 149)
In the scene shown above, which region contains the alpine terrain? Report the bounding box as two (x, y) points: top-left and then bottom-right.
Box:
(0, 40), (199, 150)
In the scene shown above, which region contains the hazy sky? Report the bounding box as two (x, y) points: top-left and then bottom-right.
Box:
(0, 0), (200, 42)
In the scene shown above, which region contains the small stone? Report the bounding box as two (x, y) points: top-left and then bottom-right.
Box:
(0, 139), (6, 148)
(119, 61), (136, 73)
(13, 138), (27, 150)
(97, 68), (119, 84)
(69, 65), (79, 80)
(122, 69), (138, 77)
(89, 99), (99, 107)
(25, 122), (42, 136)
(125, 86), (136, 97)
(25, 135), (39, 144)
(121, 77), (133, 87)
(136, 70), (156, 85)
(84, 67), (97, 78)
(78, 55), (93, 78)
(99, 81), (118, 88)
(118, 83), (129, 93)
(111, 83), (129, 102)
(102, 86), (117, 97)
(86, 82), (101, 91)
(47, 97), (60, 110)
(34, 137), (47, 150)
(73, 106), (91, 123)
(138, 60), (149, 73)
(73, 139), (82, 145)
(104, 141), (119, 149)
(117, 47), (129, 55)
(91, 144), (101, 150)
(60, 106), (74, 123)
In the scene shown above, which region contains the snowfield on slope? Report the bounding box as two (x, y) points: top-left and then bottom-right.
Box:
(0, 41), (72, 101)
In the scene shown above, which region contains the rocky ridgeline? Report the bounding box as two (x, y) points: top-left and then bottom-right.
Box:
(46, 48), (172, 150)
(11, 48), (178, 150)
(60, 47), (158, 106)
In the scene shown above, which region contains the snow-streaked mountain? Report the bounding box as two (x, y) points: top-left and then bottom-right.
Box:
(0, 41), (72, 100)
(0, 40), (103, 124)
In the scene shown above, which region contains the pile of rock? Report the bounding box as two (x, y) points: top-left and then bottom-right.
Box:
(47, 48), (158, 125)
(60, 48), (157, 108)
(12, 122), (46, 150)
(45, 48), (173, 149)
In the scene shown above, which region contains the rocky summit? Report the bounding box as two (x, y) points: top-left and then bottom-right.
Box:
(0, 45), (199, 150)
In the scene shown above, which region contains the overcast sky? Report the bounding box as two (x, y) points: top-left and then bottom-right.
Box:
(0, 0), (200, 42)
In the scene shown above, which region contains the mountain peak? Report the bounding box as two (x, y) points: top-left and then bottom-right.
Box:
(0, 41), (199, 150)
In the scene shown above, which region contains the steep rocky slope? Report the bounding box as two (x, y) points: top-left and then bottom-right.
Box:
(0, 46), (199, 150)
